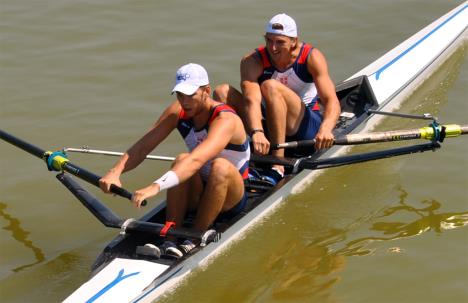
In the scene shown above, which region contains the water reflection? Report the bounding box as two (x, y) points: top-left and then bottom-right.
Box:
(266, 186), (468, 300)
(0, 202), (45, 272)
(264, 241), (346, 300)
(336, 186), (468, 257)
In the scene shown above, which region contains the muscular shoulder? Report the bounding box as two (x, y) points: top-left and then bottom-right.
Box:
(307, 48), (329, 76)
(210, 110), (246, 142)
(165, 101), (182, 118)
(241, 50), (261, 65)
(213, 108), (237, 124)
(241, 51), (263, 81)
(153, 101), (180, 127)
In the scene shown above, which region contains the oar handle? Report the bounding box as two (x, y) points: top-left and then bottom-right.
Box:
(109, 184), (145, 206)
(274, 140), (315, 149)
(273, 138), (349, 149)
(62, 162), (147, 206)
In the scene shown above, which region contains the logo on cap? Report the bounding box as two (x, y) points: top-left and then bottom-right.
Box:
(172, 63), (209, 95)
(177, 73), (190, 81)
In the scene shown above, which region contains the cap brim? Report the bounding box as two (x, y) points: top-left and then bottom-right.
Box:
(265, 28), (297, 38)
(171, 83), (199, 95)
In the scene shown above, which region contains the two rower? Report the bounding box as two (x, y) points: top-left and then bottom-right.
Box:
(100, 63), (250, 258)
(100, 13), (341, 258)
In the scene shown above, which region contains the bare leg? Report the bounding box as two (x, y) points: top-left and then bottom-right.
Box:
(213, 84), (244, 114)
(166, 153), (203, 228)
(261, 79), (305, 172)
(193, 158), (244, 232)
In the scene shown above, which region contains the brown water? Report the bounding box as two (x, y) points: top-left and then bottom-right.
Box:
(1, 1), (467, 302)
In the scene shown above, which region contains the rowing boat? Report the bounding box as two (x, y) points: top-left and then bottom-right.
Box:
(0, 3), (464, 303)
(59, 3), (467, 302)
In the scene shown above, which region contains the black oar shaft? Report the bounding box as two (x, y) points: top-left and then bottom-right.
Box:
(0, 128), (145, 206)
(61, 162), (136, 202)
(0, 129), (46, 159)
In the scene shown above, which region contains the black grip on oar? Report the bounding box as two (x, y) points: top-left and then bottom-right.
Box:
(274, 139), (315, 149)
(332, 137), (351, 145)
(275, 137), (353, 149)
(63, 162), (148, 206)
(109, 184), (147, 207)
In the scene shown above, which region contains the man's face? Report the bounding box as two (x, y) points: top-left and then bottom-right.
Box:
(176, 86), (209, 117)
(264, 33), (296, 60)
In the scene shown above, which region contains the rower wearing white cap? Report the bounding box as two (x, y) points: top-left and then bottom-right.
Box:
(100, 63), (250, 258)
(215, 13), (340, 183)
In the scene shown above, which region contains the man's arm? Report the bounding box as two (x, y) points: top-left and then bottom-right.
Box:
(307, 48), (341, 150)
(99, 102), (180, 193)
(240, 53), (270, 154)
(131, 112), (237, 207)
(172, 112), (236, 180)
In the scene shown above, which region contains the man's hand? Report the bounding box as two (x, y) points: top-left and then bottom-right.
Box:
(252, 131), (270, 155)
(314, 128), (335, 150)
(99, 169), (122, 193)
(132, 183), (160, 208)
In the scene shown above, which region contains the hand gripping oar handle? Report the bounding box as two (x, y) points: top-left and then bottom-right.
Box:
(0, 129), (147, 206)
(272, 137), (356, 149)
(61, 162), (146, 206)
(274, 124), (468, 149)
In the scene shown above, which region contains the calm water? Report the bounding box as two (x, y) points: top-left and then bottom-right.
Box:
(1, 1), (467, 302)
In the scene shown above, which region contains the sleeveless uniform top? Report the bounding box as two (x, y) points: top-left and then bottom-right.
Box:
(176, 104), (250, 181)
(256, 43), (320, 110)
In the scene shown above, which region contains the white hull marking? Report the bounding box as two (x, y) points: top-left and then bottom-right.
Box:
(64, 258), (169, 303)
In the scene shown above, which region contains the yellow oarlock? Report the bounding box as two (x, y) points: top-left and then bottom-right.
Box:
(44, 151), (69, 171)
(419, 124), (463, 141)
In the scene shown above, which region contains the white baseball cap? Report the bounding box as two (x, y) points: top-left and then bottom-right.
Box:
(172, 63), (209, 95)
(265, 13), (297, 38)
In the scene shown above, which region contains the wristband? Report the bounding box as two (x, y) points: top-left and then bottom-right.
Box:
(153, 170), (179, 191)
(250, 128), (264, 137)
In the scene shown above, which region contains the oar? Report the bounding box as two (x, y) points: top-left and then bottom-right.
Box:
(0, 129), (147, 206)
(252, 142), (440, 174)
(64, 147), (175, 162)
(274, 124), (468, 149)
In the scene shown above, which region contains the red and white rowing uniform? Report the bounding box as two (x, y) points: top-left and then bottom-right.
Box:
(256, 43), (320, 110)
(176, 104), (250, 181)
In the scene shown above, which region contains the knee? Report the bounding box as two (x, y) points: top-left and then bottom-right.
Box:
(260, 79), (281, 98)
(213, 83), (231, 102)
(209, 158), (230, 183)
